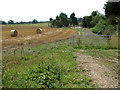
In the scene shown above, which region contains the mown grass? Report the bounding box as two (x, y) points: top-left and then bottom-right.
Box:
(2, 39), (95, 88)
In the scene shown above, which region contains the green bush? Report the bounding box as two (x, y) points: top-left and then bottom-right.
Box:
(91, 19), (106, 34)
(103, 25), (115, 35)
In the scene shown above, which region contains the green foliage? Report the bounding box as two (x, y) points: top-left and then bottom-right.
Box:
(2, 40), (95, 88)
(50, 12), (78, 27)
(70, 12), (78, 26)
(91, 11), (98, 16)
(103, 25), (115, 35)
(104, 2), (120, 18)
(3, 64), (61, 88)
(81, 11), (106, 28)
(91, 19), (106, 34)
(0, 20), (7, 25)
(32, 19), (38, 24)
(49, 18), (53, 22)
(106, 15), (118, 25)
(81, 16), (92, 28)
(8, 20), (14, 24)
(60, 13), (69, 27)
(90, 14), (105, 27)
(50, 12), (69, 27)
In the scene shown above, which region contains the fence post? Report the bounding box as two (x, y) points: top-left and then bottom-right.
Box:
(72, 35), (75, 47)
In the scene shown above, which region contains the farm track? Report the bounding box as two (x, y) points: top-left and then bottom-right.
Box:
(76, 29), (118, 88)
(76, 52), (118, 88)
(2, 26), (77, 50)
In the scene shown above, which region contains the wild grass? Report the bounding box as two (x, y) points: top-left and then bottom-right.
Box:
(2, 39), (95, 88)
(73, 34), (119, 50)
(80, 49), (118, 60)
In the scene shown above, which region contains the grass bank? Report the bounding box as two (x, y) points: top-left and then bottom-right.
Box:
(2, 39), (95, 88)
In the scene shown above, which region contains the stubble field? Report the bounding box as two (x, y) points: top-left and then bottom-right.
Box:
(2, 25), (77, 49)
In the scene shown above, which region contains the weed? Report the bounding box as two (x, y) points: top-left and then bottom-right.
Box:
(2, 39), (95, 88)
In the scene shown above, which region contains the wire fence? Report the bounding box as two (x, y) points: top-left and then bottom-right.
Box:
(72, 34), (120, 49)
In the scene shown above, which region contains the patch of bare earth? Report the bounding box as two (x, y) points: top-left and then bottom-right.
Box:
(76, 51), (118, 88)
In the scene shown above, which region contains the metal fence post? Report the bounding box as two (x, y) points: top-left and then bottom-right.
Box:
(72, 35), (75, 47)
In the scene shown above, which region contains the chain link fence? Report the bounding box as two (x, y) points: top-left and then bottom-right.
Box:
(72, 34), (120, 49)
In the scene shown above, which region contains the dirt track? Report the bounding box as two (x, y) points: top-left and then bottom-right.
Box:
(76, 29), (118, 88)
(2, 26), (77, 49)
(76, 52), (118, 88)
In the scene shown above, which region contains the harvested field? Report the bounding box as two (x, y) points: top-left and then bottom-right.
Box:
(2, 25), (77, 49)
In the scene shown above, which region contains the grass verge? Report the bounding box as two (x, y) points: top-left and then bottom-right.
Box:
(2, 39), (95, 88)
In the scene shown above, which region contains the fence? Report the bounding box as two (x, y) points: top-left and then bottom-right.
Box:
(72, 34), (120, 49)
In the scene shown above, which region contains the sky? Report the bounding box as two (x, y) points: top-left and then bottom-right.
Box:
(0, 0), (108, 22)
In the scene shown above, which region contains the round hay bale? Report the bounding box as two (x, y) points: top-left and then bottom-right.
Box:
(10, 30), (18, 37)
(36, 28), (42, 34)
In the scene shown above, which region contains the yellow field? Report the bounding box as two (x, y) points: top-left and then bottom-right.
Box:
(2, 25), (77, 49)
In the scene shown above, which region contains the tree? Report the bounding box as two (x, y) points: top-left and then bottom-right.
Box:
(70, 12), (78, 26)
(55, 16), (63, 27)
(32, 19), (38, 24)
(104, 2), (120, 18)
(81, 16), (92, 28)
(49, 18), (53, 22)
(91, 11), (98, 16)
(51, 13), (69, 27)
(8, 20), (14, 24)
(68, 18), (72, 26)
(1, 21), (7, 24)
(20, 21), (25, 24)
(78, 18), (82, 23)
(59, 13), (69, 27)
(91, 19), (106, 34)
(50, 12), (79, 27)
(90, 13), (105, 27)
(15, 22), (20, 24)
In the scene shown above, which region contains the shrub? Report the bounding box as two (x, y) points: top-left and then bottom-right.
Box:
(91, 19), (106, 34)
(103, 25), (115, 35)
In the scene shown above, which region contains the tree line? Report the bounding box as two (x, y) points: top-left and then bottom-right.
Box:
(0, 19), (50, 25)
(49, 12), (81, 28)
(1, 1), (119, 36)
(81, 1), (120, 35)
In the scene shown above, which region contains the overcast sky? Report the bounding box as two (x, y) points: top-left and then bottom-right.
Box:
(0, 0), (108, 22)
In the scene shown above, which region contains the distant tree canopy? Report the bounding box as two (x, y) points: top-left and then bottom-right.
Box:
(49, 18), (53, 22)
(8, 20), (14, 24)
(77, 18), (82, 23)
(0, 19), (50, 25)
(70, 12), (78, 26)
(0, 21), (7, 24)
(91, 11), (98, 16)
(50, 12), (78, 28)
(32, 19), (38, 24)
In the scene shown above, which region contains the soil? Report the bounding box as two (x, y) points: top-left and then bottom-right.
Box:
(76, 52), (118, 88)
